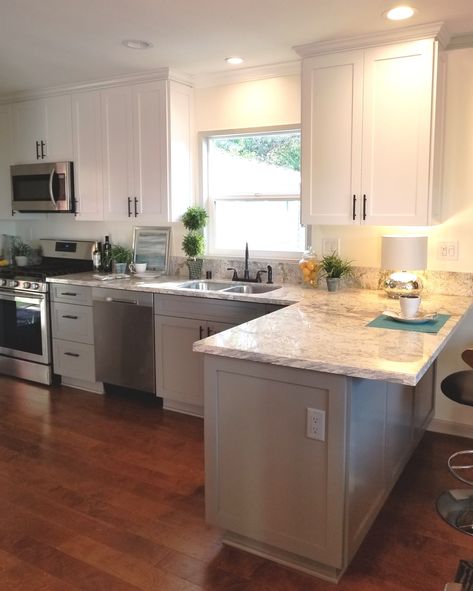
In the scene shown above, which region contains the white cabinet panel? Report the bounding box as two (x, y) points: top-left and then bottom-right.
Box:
(72, 91), (103, 220)
(301, 51), (363, 225)
(132, 81), (168, 218)
(362, 40), (434, 225)
(101, 86), (134, 220)
(11, 95), (72, 163)
(301, 38), (443, 226)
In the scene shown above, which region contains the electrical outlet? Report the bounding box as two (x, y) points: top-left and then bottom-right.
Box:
(306, 408), (326, 441)
(322, 238), (340, 256)
(437, 241), (459, 261)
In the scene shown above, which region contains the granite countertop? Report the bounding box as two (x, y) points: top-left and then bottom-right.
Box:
(47, 273), (473, 385)
(193, 288), (473, 386)
(46, 272), (301, 305)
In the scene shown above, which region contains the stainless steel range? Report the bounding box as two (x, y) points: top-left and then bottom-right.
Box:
(0, 239), (94, 385)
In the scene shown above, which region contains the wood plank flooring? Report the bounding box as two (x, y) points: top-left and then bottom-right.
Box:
(0, 375), (471, 590)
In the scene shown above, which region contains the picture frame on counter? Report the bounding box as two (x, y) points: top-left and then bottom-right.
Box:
(132, 226), (171, 274)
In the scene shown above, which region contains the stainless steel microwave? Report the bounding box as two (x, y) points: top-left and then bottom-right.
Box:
(10, 161), (75, 213)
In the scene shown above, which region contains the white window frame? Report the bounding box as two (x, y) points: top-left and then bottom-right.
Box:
(199, 125), (307, 260)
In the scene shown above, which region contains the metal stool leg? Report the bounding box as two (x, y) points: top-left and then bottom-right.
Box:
(448, 450), (473, 486)
(437, 489), (473, 535)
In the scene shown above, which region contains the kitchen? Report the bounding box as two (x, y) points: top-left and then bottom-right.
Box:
(1, 1), (473, 589)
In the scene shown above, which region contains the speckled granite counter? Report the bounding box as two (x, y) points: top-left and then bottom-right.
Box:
(47, 273), (473, 386)
(193, 288), (473, 386)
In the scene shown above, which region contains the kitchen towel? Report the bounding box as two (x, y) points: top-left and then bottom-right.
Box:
(367, 313), (451, 334)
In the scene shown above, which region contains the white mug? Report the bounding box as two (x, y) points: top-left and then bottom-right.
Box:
(399, 294), (421, 318)
(129, 262), (147, 274)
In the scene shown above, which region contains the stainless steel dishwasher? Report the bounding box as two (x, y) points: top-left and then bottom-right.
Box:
(93, 287), (155, 393)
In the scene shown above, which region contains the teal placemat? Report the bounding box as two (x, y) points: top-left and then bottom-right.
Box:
(367, 313), (451, 334)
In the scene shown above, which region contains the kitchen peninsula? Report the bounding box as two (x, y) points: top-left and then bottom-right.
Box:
(192, 288), (473, 582)
(47, 272), (473, 581)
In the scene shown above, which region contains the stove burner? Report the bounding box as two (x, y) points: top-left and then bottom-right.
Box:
(0, 257), (93, 280)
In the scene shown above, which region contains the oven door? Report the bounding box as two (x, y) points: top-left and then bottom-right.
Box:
(0, 290), (50, 364)
(11, 162), (74, 213)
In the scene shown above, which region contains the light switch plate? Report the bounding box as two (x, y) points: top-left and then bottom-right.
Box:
(322, 238), (340, 256)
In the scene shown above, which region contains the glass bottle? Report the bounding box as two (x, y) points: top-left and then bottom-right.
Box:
(102, 235), (112, 273)
(92, 241), (102, 271)
(299, 247), (319, 288)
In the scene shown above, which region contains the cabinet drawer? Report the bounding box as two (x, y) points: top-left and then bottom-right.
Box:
(52, 339), (96, 381)
(51, 302), (94, 344)
(50, 284), (92, 305)
(154, 294), (266, 324)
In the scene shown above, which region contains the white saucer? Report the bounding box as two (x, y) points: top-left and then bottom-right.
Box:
(383, 310), (438, 324)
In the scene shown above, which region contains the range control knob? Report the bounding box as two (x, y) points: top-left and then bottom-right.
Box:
(23, 282), (31, 289)
(31, 283), (40, 290)
(11, 280), (19, 287)
(0, 279), (7, 286)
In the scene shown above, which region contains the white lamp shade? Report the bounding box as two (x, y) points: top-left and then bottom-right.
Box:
(381, 236), (428, 270)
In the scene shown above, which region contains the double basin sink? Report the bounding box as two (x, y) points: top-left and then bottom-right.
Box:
(177, 280), (280, 294)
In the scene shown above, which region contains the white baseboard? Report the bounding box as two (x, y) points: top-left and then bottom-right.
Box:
(428, 418), (473, 439)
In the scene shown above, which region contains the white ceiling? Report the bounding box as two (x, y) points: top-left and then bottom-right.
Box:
(1, 0), (473, 95)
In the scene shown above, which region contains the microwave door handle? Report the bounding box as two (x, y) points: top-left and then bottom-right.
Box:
(49, 168), (58, 210)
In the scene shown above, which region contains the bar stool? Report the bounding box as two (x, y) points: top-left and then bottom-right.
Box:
(437, 350), (473, 535)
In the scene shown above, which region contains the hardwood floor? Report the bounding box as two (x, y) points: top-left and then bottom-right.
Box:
(0, 375), (471, 590)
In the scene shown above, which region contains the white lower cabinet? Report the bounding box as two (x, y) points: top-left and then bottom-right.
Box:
(50, 285), (101, 392)
(154, 294), (275, 417)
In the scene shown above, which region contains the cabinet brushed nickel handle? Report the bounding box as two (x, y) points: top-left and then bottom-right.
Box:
(64, 352), (80, 357)
(199, 325), (204, 339)
(127, 197), (132, 217)
(134, 197), (138, 217)
(362, 194), (367, 221)
(62, 315), (78, 319)
(40, 141), (46, 159)
(35, 141), (40, 160)
(352, 195), (357, 220)
(61, 292), (77, 297)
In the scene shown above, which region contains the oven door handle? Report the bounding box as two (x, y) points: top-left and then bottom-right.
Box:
(49, 167), (58, 210)
(0, 290), (45, 304)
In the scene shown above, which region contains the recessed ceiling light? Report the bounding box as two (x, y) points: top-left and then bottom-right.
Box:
(385, 5), (416, 21)
(122, 39), (153, 50)
(225, 56), (244, 65)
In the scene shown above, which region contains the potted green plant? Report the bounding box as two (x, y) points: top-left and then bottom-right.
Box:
(320, 252), (353, 292)
(111, 244), (133, 274)
(181, 206), (208, 279)
(11, 238), (32, 267)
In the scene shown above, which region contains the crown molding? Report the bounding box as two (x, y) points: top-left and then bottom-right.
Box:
(0, 67), (193, 103)
(192, 61), (301, 88)
(294, 21), (449, 58)
(447, 33), (473, 50)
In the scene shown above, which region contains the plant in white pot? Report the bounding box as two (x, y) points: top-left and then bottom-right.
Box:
(320, 252), (353, 292)
(11, 238), (32, 267)
(181, 206), (208, 279)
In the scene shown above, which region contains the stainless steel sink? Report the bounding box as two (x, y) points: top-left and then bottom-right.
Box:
(177, 280), (233, 291)
(222, 284), (281, 294)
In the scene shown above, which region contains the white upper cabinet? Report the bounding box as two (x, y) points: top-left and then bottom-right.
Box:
(299, 30), (446, 226)
(71, 91), (103, 220)
(101, 79), (193, 222)
(101, 85), (135, 220)
(11, 95), (73, 164)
